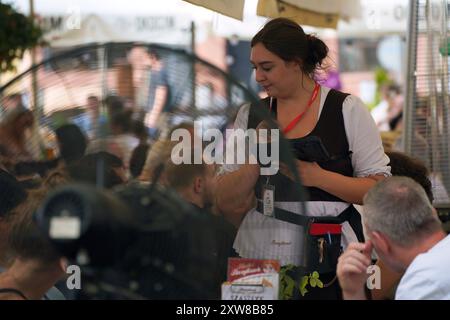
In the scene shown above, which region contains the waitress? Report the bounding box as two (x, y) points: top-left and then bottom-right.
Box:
(216, 18), (391, 299)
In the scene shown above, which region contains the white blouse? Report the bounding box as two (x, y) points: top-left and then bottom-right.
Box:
(220, 86), (391, 266)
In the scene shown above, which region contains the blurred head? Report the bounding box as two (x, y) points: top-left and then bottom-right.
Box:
(67, 151), (126, 188)
(250, 18), (328, 98)
(0, 169), (27, 266)
(111, 110), (132, 135)
(7, 189), (65, 272)
(104, 95), (124, 118)
(387, 151), (433, 202)
(165, 150), (217, 209)
(1, 106), (34, 137)
(55, 124), (87, 164)
(363, 177), (442, 272)
(0, 169), (27, 218)
(131, 120), (148, 143)
(383, 84), (401, 101)
(2, 94), (23, 111)
(148, 49), (162, 68)
(87, 95), (100, 114)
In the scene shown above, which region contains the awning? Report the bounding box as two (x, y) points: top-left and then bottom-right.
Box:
(182, 0), (362, 28)
(257, 0), (339, 29)
(183, 0), (246, 20)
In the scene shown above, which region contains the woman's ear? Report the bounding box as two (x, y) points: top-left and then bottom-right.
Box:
(284, 59), (301, 71)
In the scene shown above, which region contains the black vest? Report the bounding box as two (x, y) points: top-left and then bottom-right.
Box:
(248, 89), (353, 203)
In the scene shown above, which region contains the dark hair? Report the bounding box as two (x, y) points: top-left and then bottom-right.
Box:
(129, 144), (150, 178)
(251, 18), (328, 75)
(0, 169), (27, 218)
(131, 120), (148, 140)
(67, 152), (124, 189)
(111, 110), (133, 133)
(55, 124), (87, 164)
(386, 151), (433, 202)
(386, 84), (401, 95)
(104, 95), (124, 117)
(148, 48), (161, 61)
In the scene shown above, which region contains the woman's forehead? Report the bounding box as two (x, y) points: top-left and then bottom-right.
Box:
(250, 43), (279, 63)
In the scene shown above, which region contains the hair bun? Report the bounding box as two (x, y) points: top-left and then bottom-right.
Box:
(306, 34), (328, 66)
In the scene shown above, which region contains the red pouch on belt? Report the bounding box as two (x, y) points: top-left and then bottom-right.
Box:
(309, 223), (342, 236)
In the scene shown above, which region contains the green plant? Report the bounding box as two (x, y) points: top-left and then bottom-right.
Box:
(367, 67), (393, 110)
(0, 2), (43, 73)
(279, 265), (323, 299)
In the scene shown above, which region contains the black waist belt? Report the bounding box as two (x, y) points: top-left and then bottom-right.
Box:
(255, 200), (363, 241)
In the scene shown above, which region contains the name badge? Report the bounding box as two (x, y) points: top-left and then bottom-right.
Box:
(262, 184), (275, 217)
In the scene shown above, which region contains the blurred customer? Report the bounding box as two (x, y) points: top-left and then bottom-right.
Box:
(89, 110), (139, 175)
(144, 49), (172, 138)
(371, 84), (404, 132)
(67, 151), (126, 188)
(0, 190), (67, 300)
(0, 106), (35, 165)
(164, 148), (237, 295)
(0, 169), (27, 268)
(13, 124), (87, 179)
(81, 95), (108, 140)
(337, 177), (450, 300)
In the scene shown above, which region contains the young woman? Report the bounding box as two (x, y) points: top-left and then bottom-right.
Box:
(216, 18), (391, 299)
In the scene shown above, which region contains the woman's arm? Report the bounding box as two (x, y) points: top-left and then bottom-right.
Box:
(318, 94), (390, 204)
(304, 161), (385, 204)
(281, 161), (385, 204)
(216, 163), (259, 227)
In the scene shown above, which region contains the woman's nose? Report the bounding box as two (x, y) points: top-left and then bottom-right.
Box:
(255, 68), (266, 83)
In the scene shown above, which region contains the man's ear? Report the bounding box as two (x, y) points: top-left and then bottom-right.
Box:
(193, 176), (203, 194)
(370, 231), (391, 255)
(59, 257), (68, 273)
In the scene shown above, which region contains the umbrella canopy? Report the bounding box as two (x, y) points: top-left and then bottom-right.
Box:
(182, 0), (361, 28)
(183, 0), (246, 20)
(257, 0), (339, 29)
(282, 0), (361, 20)
(47, 14), (124, 47)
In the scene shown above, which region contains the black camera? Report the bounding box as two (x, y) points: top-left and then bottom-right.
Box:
(35, 182), (222, 299)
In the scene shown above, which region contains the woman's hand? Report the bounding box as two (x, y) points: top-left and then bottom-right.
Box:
(279, 160), (325, 187)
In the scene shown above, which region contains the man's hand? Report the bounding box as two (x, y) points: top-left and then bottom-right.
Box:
(337, 241), (373, 300)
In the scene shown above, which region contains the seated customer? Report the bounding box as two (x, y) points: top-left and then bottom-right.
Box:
(0, 169), (27, 268)
(66, 151), (126, 188)
(0, 190), (67, 300)
(370, 151), (434, 300)
(337, 177), (450, 300)
(164, 149), (237, 296)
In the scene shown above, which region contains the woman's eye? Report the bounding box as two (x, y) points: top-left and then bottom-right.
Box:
(262, 67), (272, 72)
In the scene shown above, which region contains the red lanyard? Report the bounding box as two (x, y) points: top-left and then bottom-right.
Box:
(270, 83), (320, 134)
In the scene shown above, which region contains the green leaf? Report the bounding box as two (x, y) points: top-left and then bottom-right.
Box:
(300, 287), (308, 297)
(283, 264), (295, 272)
(317, 280), (324, 289)
(310, 278), (317, 288)
(312, 271), (320, 279)
(284, 279), (295, 297)
(300, 276), (309, 289)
